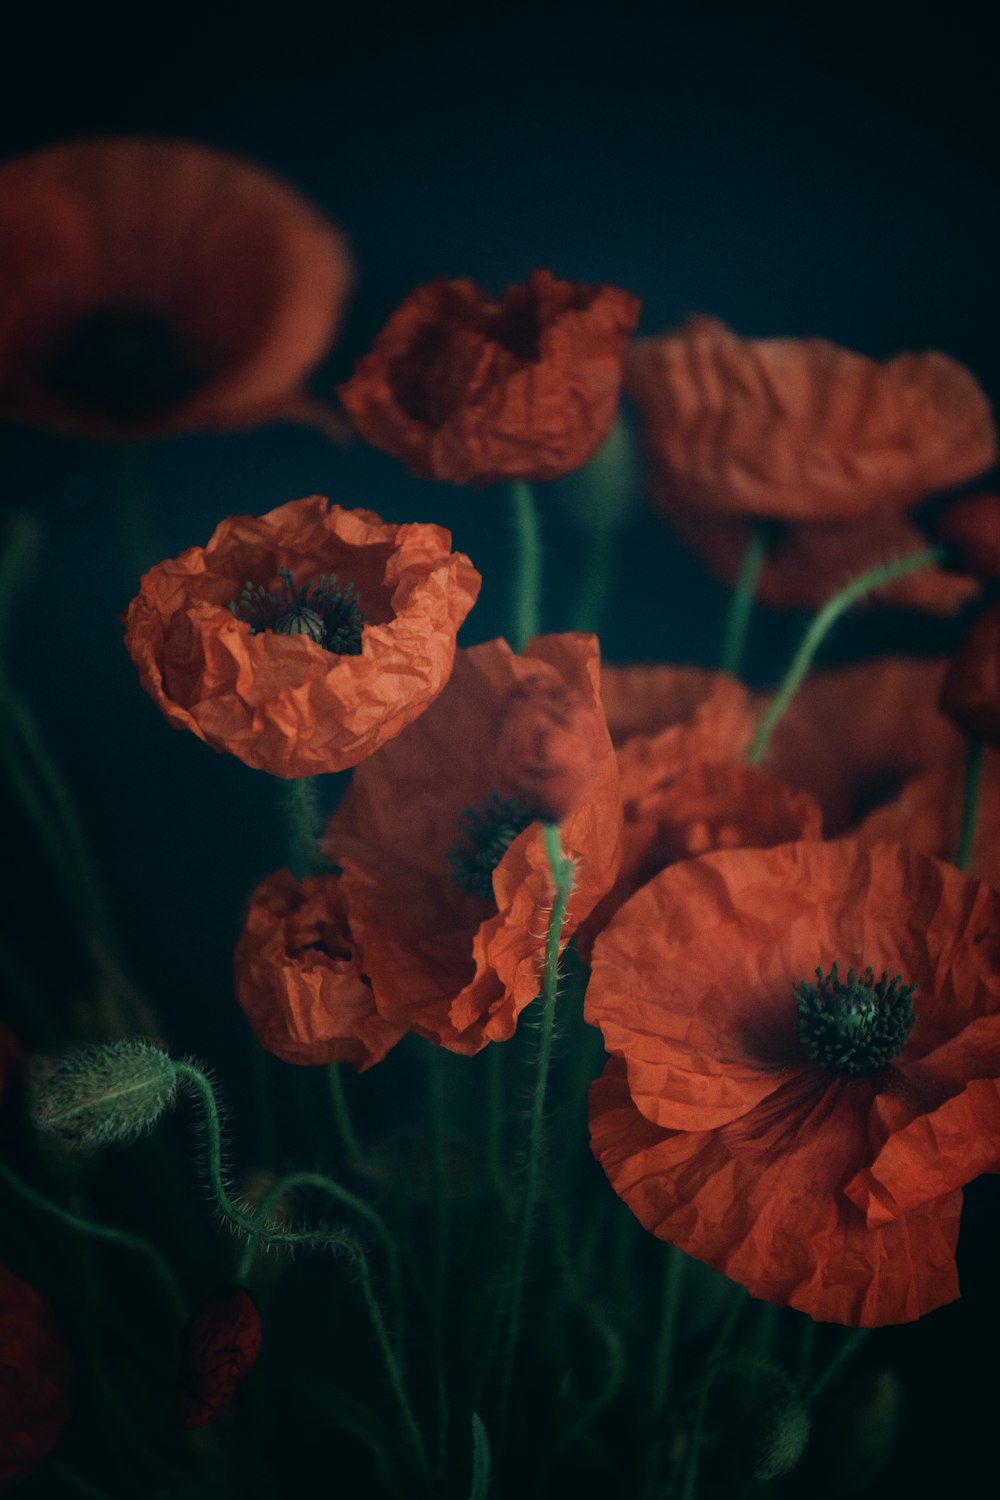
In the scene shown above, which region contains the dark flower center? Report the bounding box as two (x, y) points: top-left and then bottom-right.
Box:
(229, 568), (365, 655)
(795, 963), (917, 1075)
(447, 789), (533, 900)
(44, 302), (204, 423)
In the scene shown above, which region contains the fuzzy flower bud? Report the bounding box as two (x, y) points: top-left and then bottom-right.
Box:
(32, 1040), (178, 1150)
(495, 675), (605, 824)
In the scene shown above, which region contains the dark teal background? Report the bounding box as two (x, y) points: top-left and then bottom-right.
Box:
(1, 5), (998, 1494)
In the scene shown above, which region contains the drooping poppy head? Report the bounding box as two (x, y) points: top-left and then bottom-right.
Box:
(659, 503), (980, 615)
(337, 270), (641, 485)
(0, 1260), (74, 1488)
(587, 839), (1000, 1326)
(123, 496), (481, 778)
(177, 1285), (263, 1429)
(0, 137), (353, 437)
(626, 316), (997, 523)
(323, 633), (622, 1053)
(939, 601), (1000, 746)
(234, 868), (407, 1069)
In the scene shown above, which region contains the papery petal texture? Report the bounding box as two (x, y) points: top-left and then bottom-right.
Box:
(124, 496), (480, 778)
(324, 634), (622, 1053)
(626, 316), (997, 522)
(586, 840), (1000, 1325)
(339, 271), (640, 485)
(0, 1261), (74, 1488)
(234, 869), (406, 1069)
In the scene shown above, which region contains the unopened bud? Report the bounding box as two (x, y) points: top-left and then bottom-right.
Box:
(178, 1285), (263, 1429)
(717, 1357), (811, 1482)
(32, 1040), (178, 1149)
(496, 675), (605, 824)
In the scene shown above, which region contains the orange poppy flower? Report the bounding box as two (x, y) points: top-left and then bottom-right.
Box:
(757, 657), (963, 835)
(939, 601), (1000, 745)
(0, 1260), (74, 1488)
(587, 840), (1000, 1326)
(625, 316), (997, 522)
(577, 665), (817, 956)
(0, 137), (352, 436)
(177, 1286), (262, 1429)
(123, 496), (481, 778)
(234, 869), (406, 1069)
(854, 750), (1000, 889)
(337, 270), (640, 485)
(322, 634), (621, 1053)
(661, 502), (979, 615)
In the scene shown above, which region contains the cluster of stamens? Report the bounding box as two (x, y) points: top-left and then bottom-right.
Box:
(229, 567), (365, 655)
(795, 962), (917, 1075)
(447, 790), (533, 900)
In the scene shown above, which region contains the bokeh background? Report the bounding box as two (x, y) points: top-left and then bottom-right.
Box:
(1, 4), (997, 1494)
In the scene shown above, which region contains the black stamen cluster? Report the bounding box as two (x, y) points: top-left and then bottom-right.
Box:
(795, 963), (917, 1075)
(447, 790), (533, 901)
(229, 567), (365, 655)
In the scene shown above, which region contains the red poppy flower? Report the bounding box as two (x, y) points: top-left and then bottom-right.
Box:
(577, 665), (817, 957)
(234, 868), (406, 1069)
(939, 601), (1000, 745)
(337, 270), (640, 485)
(0, 1260), (74, 1488)
(123, 496), (481, 778)
(853, 750), (1000, 890)
(599, 664), (756, 763)
(0, 137), (352, 437)
(177, 1285), (262, 1429)
(757, 657), (963, 835)
(936, 493), (1000, 580)
(661, 503), (980, 615)
(323, 634), (621, 1053)
(625, 316), (997, 523)
(587, 840), (1000, 1326)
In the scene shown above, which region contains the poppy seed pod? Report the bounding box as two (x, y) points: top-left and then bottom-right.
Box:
(495, 673), (606, 824)
(32, 1040), (178, 1150)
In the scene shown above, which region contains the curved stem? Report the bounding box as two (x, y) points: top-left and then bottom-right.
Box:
(680, 1290), (747, 1500)
(495, 823), (575, 1450)
(804, 1327), (869, 1403)
(174, 1062), (429, 1481)
(719, 522), (768, 678)
(747, 547), (943, 767)
(955, 737), (984, 871)
(236, 1168), (406, 1347)
(0, 1157), (186, 1321)
(510, 480), (542, 651)
(650, 1244), (686, 1415)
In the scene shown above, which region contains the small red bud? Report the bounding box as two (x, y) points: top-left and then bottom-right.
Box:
(177, 1285), (263, 1429)
(496, 676), (605, 823)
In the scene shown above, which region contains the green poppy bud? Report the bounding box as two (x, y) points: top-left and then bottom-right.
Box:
(32, 1040), (178, 1150)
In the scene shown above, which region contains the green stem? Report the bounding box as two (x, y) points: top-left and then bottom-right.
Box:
(426, 1044), (451, 1475)
(510, 480), (542, 650)
(174, 1063), (429, 1481)
(747, 547), (943, 767)
(679, 1291), (747, 1500)
(287, 776), (326, 876)
(495, 823), (575, 1450)
(235, 1168), (406, 1346)
(650, 1245), (686, 1415)
(804, 1327), (869, 1403)
(719, 522), (768, 678)
(328, 1063), (364, 1162)
(484, 1044), (508, 1206)
(955, 737), (984, 871)
(570, 526), (618, 635)
(0, 1157), (186, 1321)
